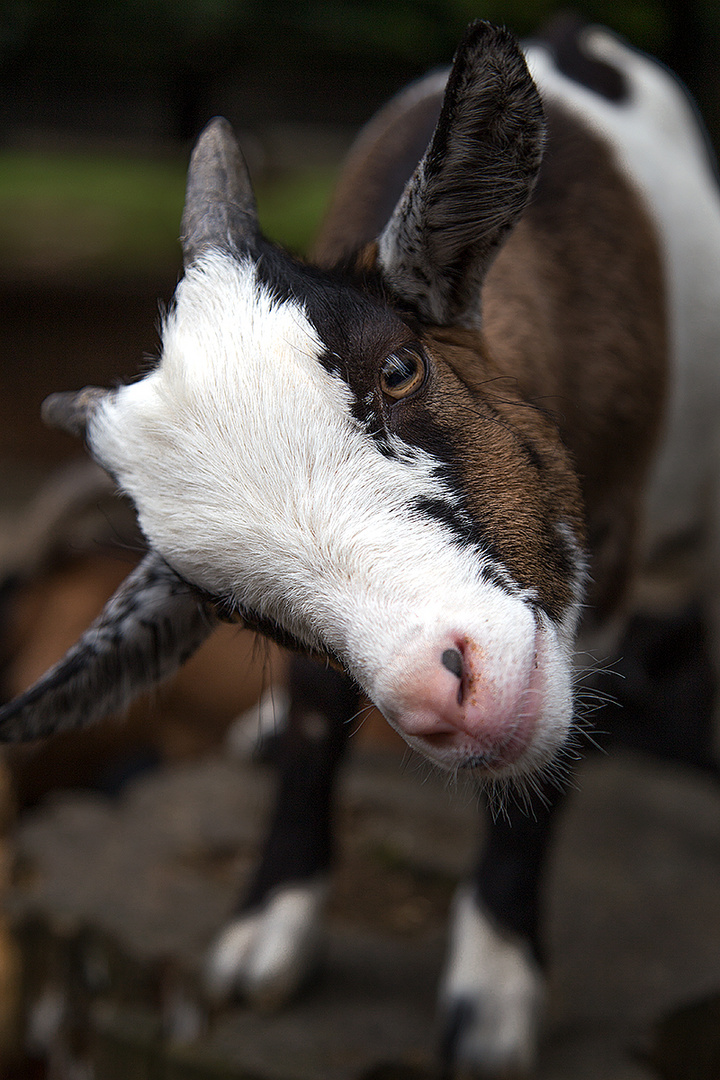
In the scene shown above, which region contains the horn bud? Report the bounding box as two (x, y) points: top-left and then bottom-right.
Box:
(181, 117), (260, 266)
(41, 386), (109, 439)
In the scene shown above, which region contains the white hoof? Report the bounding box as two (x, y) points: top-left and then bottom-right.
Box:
(204, 877), (328, 1010)
(439, 885), (544, 1078)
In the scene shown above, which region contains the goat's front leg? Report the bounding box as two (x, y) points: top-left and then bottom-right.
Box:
(204, 655), (359, 1009)
(439, 782), (566, 1078)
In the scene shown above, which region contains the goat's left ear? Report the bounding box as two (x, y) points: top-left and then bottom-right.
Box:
(0, 551), (218, 743)
(378, 21), (545, 326)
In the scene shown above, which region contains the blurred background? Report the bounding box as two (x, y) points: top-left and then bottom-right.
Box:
(1, 0), (720, 461)
(2, 0), (720, 289)
(0, 3), (720, 1078)
(1, 0), (720, 468)
(0, 0), (718, 478)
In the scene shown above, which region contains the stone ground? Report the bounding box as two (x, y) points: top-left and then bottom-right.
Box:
(4, 737), (720, 1080)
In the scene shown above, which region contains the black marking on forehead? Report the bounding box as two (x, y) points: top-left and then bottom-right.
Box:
(254, 240), (403, 366)
(248, 243), (570, 623)
(533, 13), (628, 102)
(254, 239), (424, 455)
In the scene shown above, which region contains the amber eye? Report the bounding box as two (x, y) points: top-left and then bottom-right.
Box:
(379, 345), (427, 400)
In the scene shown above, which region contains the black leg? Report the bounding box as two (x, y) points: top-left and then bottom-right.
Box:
(439, 780), (566, 1077)
(242, 655), (360, 911)
(474, 781), (567, 964)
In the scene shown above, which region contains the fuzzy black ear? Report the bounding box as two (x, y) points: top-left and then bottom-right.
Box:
(0, 552), (218, 743)
(377, 21), (545, 325)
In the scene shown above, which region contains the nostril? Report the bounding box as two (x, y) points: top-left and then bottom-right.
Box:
(441, 647), (463, 679)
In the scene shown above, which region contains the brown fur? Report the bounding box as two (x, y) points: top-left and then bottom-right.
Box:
(484, 105), (667, 623)
(420, 326), (585, 622)
(318, 96), (667, 634)
(315, 85), (443, 267)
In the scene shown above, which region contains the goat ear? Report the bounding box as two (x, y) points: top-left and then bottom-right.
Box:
(377, 21), (545, 325)
(0, 551), (218, 743)
(181, 117), (260, 266)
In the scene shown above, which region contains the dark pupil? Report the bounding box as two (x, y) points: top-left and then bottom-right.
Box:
(384, 352), (417, 388)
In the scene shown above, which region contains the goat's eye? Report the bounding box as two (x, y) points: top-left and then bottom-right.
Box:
(379, 345), (427, 400)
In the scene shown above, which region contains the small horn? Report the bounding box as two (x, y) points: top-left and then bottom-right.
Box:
(181, 117), (260, 266)
(41, 386), (109, 439)
(0, 551), (219, 743)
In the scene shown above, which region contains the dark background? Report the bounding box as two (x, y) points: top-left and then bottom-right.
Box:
(2, 0), (719, 151)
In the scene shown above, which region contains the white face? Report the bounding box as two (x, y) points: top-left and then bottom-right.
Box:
(88, 252), (579, 779)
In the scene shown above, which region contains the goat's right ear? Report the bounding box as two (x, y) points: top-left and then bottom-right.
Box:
(0, 551), (218, 743)
(377, 21), (545, 326)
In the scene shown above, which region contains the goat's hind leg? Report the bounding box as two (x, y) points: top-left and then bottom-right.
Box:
(204, 656), (359, 1009)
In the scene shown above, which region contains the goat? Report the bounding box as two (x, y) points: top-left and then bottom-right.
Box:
(2, 17), (720, 1076)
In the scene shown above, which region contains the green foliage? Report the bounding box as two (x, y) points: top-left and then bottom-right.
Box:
(0, 148), (337, 280)
(1, 0), (717, 279)
(0, 150), (186, 279)
(256, 167), (339, 255)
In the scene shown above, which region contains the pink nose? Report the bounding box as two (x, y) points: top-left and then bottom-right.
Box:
(393, 634), (542, 767)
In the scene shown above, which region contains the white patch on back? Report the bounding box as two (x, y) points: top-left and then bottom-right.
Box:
(525, 32), (720, 578)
